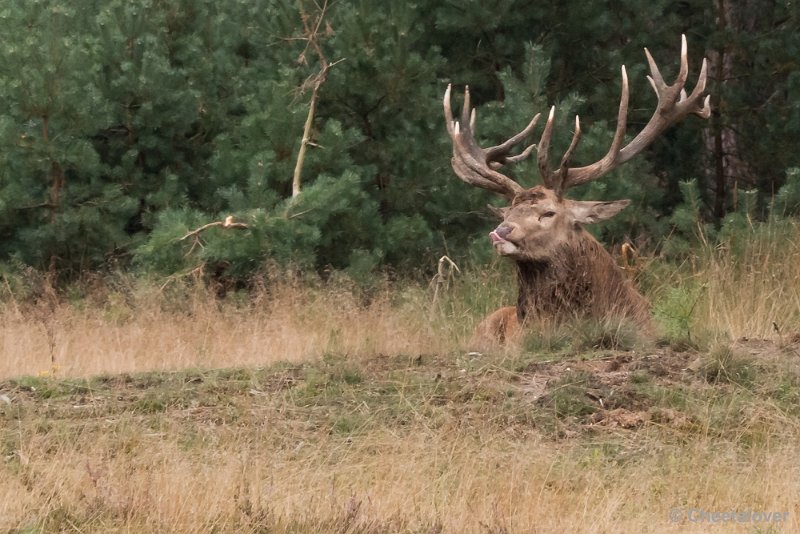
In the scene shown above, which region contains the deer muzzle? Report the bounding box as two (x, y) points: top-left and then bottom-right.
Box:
(489, 225), (519, 256)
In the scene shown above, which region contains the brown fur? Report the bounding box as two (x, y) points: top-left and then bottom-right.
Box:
(472, 186), (650, 348)
(513, 235), (649, 324)
(470, 306), (521, 351)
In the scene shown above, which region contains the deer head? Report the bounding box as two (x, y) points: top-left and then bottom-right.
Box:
(487, 186), (632, 263)
(443, 36), (710, 338)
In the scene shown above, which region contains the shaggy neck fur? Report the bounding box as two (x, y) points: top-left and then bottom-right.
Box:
(514, 229), (650, 326)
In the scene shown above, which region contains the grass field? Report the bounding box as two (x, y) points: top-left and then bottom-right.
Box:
(3, 340), (800, 532)
(3, 229), (800, 532)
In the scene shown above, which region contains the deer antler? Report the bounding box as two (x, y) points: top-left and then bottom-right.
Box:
(541, 34), (710, 194)
(443, 84), (539, 200)
(443, 35), (711, 198)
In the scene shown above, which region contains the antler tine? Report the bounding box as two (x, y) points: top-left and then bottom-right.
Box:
(644, 47), (665, 92)
(504, 142), (538, 164)
(694, 58), (708, 96)
(461, 86), (472, 129)
(556, 34), (710, 191)
(684, 58), (711, 118)
(555, 116), (582, 194)
(698, 94), (712, 119)
(676, 33), (689, 89)
(443, 84), (456, 136)
(443, 84), (525, 199)
(558, 66), (629, 192)
(537, 107), (557, 188)
(485, 112), (540, 162)
(610, 65), (630, 155)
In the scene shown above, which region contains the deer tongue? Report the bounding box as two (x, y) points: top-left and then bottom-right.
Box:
(489, 231), (506, 244)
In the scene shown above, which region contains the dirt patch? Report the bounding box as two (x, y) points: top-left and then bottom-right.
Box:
(587, 408), (647, 429)
(524, 349), (697, 386)
(515, 339), (800, 432)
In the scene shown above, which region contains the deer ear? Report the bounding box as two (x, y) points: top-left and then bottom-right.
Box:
(487, 204), (509, 220)
(568, 199), (631, 224)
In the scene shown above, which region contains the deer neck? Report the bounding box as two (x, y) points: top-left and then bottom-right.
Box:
(514, 231), (632, 323)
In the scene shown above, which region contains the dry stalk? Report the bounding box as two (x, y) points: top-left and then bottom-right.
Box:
(1, 275), (23, 320)
(429, 255), (461, 319)
(32, 272), (60, 375)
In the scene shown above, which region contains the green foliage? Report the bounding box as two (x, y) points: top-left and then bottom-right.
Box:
(653, 285), (706, 347)
(661, 180), (716, 257)
(662, 168), (800, 266)
(1, 1), (800, 283)
(771, 168), (800, 217)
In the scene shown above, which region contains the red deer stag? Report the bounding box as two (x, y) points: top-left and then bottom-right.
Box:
(443, 35), (710, 346)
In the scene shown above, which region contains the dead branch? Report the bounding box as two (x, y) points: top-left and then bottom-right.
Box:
(180, 216), (249, 242)
(291, 0), (343, 198)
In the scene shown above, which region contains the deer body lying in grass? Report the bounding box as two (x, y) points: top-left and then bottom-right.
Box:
(443, 36), (711, 346)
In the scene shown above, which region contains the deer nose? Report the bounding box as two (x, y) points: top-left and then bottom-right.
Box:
(494, 224), (513, 239)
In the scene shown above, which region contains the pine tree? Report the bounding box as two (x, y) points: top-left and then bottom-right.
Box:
(2, 0), (800, 283)
(0, 2), (129, 275)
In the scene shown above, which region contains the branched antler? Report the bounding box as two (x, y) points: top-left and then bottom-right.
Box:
(444, 35), (711, 198)
(443, 85), (539, 199)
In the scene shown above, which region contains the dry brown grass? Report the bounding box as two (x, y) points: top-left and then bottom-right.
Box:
(4, 230), (800, 532)
(3, 351), (800, 533)
(6, 219), (800, 381)
(4, 426), (799, 532)
(636, 220), (800, 345)
(698, 222), (800, 339)
(0, 277), (469, 380)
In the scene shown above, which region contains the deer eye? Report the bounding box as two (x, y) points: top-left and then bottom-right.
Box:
(539, 211), (556, 220)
